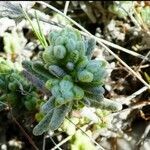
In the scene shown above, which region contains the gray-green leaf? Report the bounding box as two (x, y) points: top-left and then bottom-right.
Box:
(33, 110), (54, 136)
(49, 103), (72, 131)
(40, 96), (55, 114)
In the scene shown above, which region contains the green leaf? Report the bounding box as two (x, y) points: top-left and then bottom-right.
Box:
(22, 60), (48, 82)
(22, 70), (51, 96)
(77, 70), (93, 83)
(86, 60), (102, 73)
(59, 80), (73, 92)
(48, 31), (60, 44)
(49, 103), (72, 131)
(69, 50), (80, 63)
(54, 36), (66, 45)
(87, 97), (122, 112)
(62, 91), (74, 102)
(144, 72), (150, 84)
(92, 68), (107, 82)
(41, 96), (55, 114)
(8, 81), (19, 92)
(51, 84), (61, 97)
(53, 45), (66, 59)
(140, 6), (150, 26)
(85, 38), (96, 59)
(82, 98), (91, 107)
(22, 8), (47, 48)
(32, 61), (53, 79)
(76, 56), (88, 70)
(48, 65), (67, 78)
(86, 93), (104, 102)
(76, 41), (86, 56)
(42, 46), (57, 65)
(35, 11), (48, 47)
(33, 109), (54, 136)
(84, 86), (105, 95)
(65, 38), (76, 51)
(55, 97), (66, 106)
(73, 85), (84, 100)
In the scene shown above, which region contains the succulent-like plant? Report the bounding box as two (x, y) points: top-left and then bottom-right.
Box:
(22, 27), (122, 136)
(108, 1), (134, 19)
(3, 29), (27, 61)
(0, 58), (42, 113)
(140, 6), (150, 26)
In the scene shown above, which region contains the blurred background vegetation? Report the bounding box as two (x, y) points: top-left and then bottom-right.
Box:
(0, 1), (150, 150)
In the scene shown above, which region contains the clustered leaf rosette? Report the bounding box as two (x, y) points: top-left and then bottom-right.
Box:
(0, 58), (41, 111)
(22, 27), (122, 136)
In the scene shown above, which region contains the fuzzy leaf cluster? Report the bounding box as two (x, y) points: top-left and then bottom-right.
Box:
(0, 58), (41, 111)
